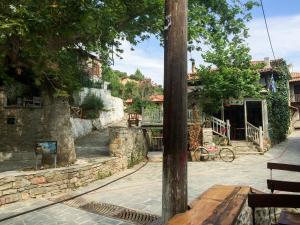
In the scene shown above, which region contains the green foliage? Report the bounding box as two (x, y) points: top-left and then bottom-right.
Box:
(198, 66), (261, 115)
(81, 92), (104, 111)
(267, 60), (290, 143)
(0, 0), (257, 98)
(127, 98), (154, 114)
(102, 66), (123, 98)
(130, 69), (144, 81)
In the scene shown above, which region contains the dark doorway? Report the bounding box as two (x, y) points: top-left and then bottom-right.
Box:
(246, 101), (262, 128)
(224, 105), (245, 140)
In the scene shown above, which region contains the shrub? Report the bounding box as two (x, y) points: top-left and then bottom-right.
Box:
(81, 92), (104, 111)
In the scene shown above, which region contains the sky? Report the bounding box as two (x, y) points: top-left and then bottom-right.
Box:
(112, 0), (300, 85)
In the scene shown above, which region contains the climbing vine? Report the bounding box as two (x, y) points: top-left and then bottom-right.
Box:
(267, 59), (291, 144)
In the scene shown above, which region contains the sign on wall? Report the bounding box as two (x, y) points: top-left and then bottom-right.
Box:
(224, 98), (244, 106)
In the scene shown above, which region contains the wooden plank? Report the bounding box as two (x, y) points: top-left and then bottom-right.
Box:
(267, 179), (300, 193)
(167, 185), (250, 225)
(267, 162), (300, 172)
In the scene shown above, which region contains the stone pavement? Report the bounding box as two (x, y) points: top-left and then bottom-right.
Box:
(1, 131), (300, 224)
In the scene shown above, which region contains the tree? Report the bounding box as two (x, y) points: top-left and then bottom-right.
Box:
(193, 27), (262, 114)
(0, 0), (259, 165)
(130, 69), (144, 81)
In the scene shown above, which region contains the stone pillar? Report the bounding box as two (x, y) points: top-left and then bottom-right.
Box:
(0, 87), (6, 109)
(202, 128), (213, 146)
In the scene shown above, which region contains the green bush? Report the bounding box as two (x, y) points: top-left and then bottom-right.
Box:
(81, 92), (104, 111)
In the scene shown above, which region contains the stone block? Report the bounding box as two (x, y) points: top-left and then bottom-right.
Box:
(14, 179), (31, 188)
(2, 188), (17, 195)
(4, 193), (20, 204)
(0, 182), (13, 191)
(31, 176), (46, 185)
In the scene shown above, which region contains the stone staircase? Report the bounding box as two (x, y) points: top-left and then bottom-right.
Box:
(230, 140), (262, 155)
(147, 151), (163, 162)
(294, 120), (300, 129)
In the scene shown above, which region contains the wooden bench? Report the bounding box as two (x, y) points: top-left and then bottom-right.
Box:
(166, 185), (250, 225)
(248, 162), (300, 225)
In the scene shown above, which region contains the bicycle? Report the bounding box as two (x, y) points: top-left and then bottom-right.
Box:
(192, 145), (235, 162)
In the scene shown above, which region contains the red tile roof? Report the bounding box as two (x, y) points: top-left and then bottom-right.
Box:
(125, 98), (133, 104)
(290, 72), (300, 82)
(149, 95), (164, 102)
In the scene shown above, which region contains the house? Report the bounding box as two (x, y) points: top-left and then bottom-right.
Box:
(187, 57), (291, 150)
(149, 94), (164, 110)
(289, 72), (300, 108)
(289, 72), (300, 129)
(120, 77), (139, 85)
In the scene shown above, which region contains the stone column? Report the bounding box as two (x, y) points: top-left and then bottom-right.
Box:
(0, 87), (6, 109)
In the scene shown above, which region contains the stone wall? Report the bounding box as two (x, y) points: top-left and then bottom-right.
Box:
(70, 118), (93, 139)
(109, 127), (148, 168)
(0, 91), (75, 163)
(0, 157), (124, 206)
(0, 108), (45, 155)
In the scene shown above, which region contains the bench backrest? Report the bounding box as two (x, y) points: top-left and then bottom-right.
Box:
(267, 179), (300, 193)
(267, 162), (300, 172)
(248, 193), (300, 208)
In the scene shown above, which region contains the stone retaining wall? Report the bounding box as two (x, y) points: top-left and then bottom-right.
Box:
(109, 127), (148, 168)
(0, 157), (124, 207)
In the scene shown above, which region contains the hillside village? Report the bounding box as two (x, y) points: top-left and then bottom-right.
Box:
(1, 1), (300, 225)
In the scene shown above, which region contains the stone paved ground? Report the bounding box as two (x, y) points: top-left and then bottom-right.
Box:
(1, 131), (300, 224)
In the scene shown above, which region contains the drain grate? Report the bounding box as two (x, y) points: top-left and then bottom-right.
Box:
(80, 202), (161, 225)
(49, 194), (162, 225)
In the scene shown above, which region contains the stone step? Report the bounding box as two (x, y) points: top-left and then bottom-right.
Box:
(235, 151), (263, 155)
(230, 141), (255, 147)
(294, 120), (300, 129)
(147, 151), (163, 162)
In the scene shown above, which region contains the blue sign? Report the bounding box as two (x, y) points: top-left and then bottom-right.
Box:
(35, 141), (57, 155)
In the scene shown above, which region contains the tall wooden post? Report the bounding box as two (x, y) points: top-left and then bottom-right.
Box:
(162, 0), (188, 223)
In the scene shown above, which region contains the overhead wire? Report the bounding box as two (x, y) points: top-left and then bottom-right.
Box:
(259, 0), (276, 60)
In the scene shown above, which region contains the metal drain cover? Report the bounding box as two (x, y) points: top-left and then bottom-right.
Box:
(80, 202), (161, 225)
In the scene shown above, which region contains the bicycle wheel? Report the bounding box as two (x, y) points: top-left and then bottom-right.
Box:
(198, 147), (209, 161)
(219, 148), (235, 162)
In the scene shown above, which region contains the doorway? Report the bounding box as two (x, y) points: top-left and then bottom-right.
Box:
(224, 105), (245, 140)
(246, 101), (263, 128)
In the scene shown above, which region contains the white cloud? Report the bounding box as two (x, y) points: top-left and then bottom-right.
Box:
(113, 14), (300, 85)
(112, 41), (164, 85)
(248, 14), (300, 70)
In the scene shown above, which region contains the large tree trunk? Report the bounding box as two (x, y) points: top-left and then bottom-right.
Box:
(42, 93), (76, 165)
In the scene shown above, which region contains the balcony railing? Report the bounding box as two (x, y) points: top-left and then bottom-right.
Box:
(291, 93), (300, 102)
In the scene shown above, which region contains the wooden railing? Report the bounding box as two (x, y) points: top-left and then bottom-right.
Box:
(151, 136), (164, 151)
(291, 93), (300, 102)
(70, 106), (83, 118)
(141, 109), (203, 126)
(142, 110), (163, 126)
(246, 122), (263, 150)
(211, 116), (230, 140)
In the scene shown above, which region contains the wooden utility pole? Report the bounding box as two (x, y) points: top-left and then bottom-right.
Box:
(162, 0), (188, 223)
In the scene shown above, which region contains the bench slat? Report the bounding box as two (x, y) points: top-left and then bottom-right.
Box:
(248, 193), (300, 208)
(267, 162), (300, 172)
(267, 179), (300, 193)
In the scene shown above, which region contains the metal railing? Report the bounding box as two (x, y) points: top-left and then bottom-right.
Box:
(211, 116), (230, 141)
(246, 122), (263, 150)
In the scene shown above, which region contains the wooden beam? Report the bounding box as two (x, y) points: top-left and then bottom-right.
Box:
(162, 0), (188, 223)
